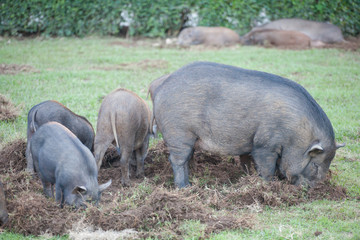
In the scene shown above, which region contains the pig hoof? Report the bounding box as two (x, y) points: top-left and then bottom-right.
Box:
(121, 180), (131, 187)
(136, 172), (144, 179)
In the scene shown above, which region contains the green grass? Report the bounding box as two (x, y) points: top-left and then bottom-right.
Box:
(0, 36), (359, 239)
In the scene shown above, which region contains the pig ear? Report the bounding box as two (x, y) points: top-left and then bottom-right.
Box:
(72, 186), (87, 195)
(336, 143), (345, 149)
(99, 179), (112, 193)
(308, 143), (324, 157)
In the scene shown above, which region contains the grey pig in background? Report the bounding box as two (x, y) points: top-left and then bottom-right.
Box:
(30, 122), (111, 208)
(177, 27), (241, 47)
(249, 18), (344, 44)
(94, 88), (152, 186)
(26, 100), (95, 174)
(152, 61), (344, 188)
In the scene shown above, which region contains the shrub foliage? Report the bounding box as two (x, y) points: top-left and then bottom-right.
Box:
(0, 0), (359, 37)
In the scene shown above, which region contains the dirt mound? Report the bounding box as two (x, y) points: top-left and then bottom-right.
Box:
(93, 59), (169, 71)
(86, 187), (251, 239)
(0, 139), (350, 238)
(0, 139), (26, 173)
(0, 64), (39, 75)
(0, 95), (21, 122)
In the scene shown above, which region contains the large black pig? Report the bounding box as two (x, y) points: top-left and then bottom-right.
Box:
(26, 100), (95, 174)
(152, 61), (344, 188)
(30, 122), (111, 208)
(0, 181), (8, 225)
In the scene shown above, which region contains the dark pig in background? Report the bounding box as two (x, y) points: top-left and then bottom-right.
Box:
(26, 100), (95, 174)
(94, 88), (152, 186)
(0, 181), (8, 225)
(250, 18), (344, 44)
(30, 122), (111, 208)
(152, 61), (344, 188)
(177, 27), (241, 47)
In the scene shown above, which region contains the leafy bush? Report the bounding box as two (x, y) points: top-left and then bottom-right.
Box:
(0, 0), (359, 37)
(0, 0), (126, 37)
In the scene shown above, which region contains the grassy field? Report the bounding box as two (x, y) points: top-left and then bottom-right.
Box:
(0, 36), (359, 239)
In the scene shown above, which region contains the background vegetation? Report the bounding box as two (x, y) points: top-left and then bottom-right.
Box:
(0, 36), (359, 239)
(1, 0), (359, 37)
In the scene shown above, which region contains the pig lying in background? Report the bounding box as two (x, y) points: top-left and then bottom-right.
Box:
(26, 100), (95, 174)
(250, 18), (344, 44)
(152, 61), (344, 188)
(94, 88), (152, 186)
(177, 27), (241, 47)
(242, 29), (311, 49)
(30, 122), (111, 208)
(0, 181), (8, 225)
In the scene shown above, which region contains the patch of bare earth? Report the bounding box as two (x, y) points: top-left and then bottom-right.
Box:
(0, 95), (21, 121)
(93, 59), (169, 71)
(0, 139), (350, 238)
(0, 64), (39, 75)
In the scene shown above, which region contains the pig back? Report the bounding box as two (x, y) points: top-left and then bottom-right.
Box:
(153, 61), (334, 155)
(28, 100), (95, 151)
(30, 122), (97, 182)
(97, 88), (151, 146)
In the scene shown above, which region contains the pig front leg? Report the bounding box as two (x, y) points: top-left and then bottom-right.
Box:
(120, 149), (132, 187)
(55, 183), (65, 208)
(41, 180), (54, 198)
(251, 147), (279, 181)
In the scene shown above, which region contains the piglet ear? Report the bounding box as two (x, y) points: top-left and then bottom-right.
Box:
(99, 179), (112, 193)
(72, 186), (87, 195)
(336, 143), (345, 149)
(308, 143), (324, 157)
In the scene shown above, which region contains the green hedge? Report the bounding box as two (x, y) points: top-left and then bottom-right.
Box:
(0, 0), (359, 37)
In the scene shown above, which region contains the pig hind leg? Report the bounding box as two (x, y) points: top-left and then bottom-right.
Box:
(169, 145), (194, 188)
(94, 134), (113, 170)
(134, 142), (148, 178)
(120, 147), (133, 186)
(165, 133), (196, 188)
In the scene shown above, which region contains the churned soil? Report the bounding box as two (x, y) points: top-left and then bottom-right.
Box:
(0, 139), (349, 238)
(0, 95), (21, 122)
